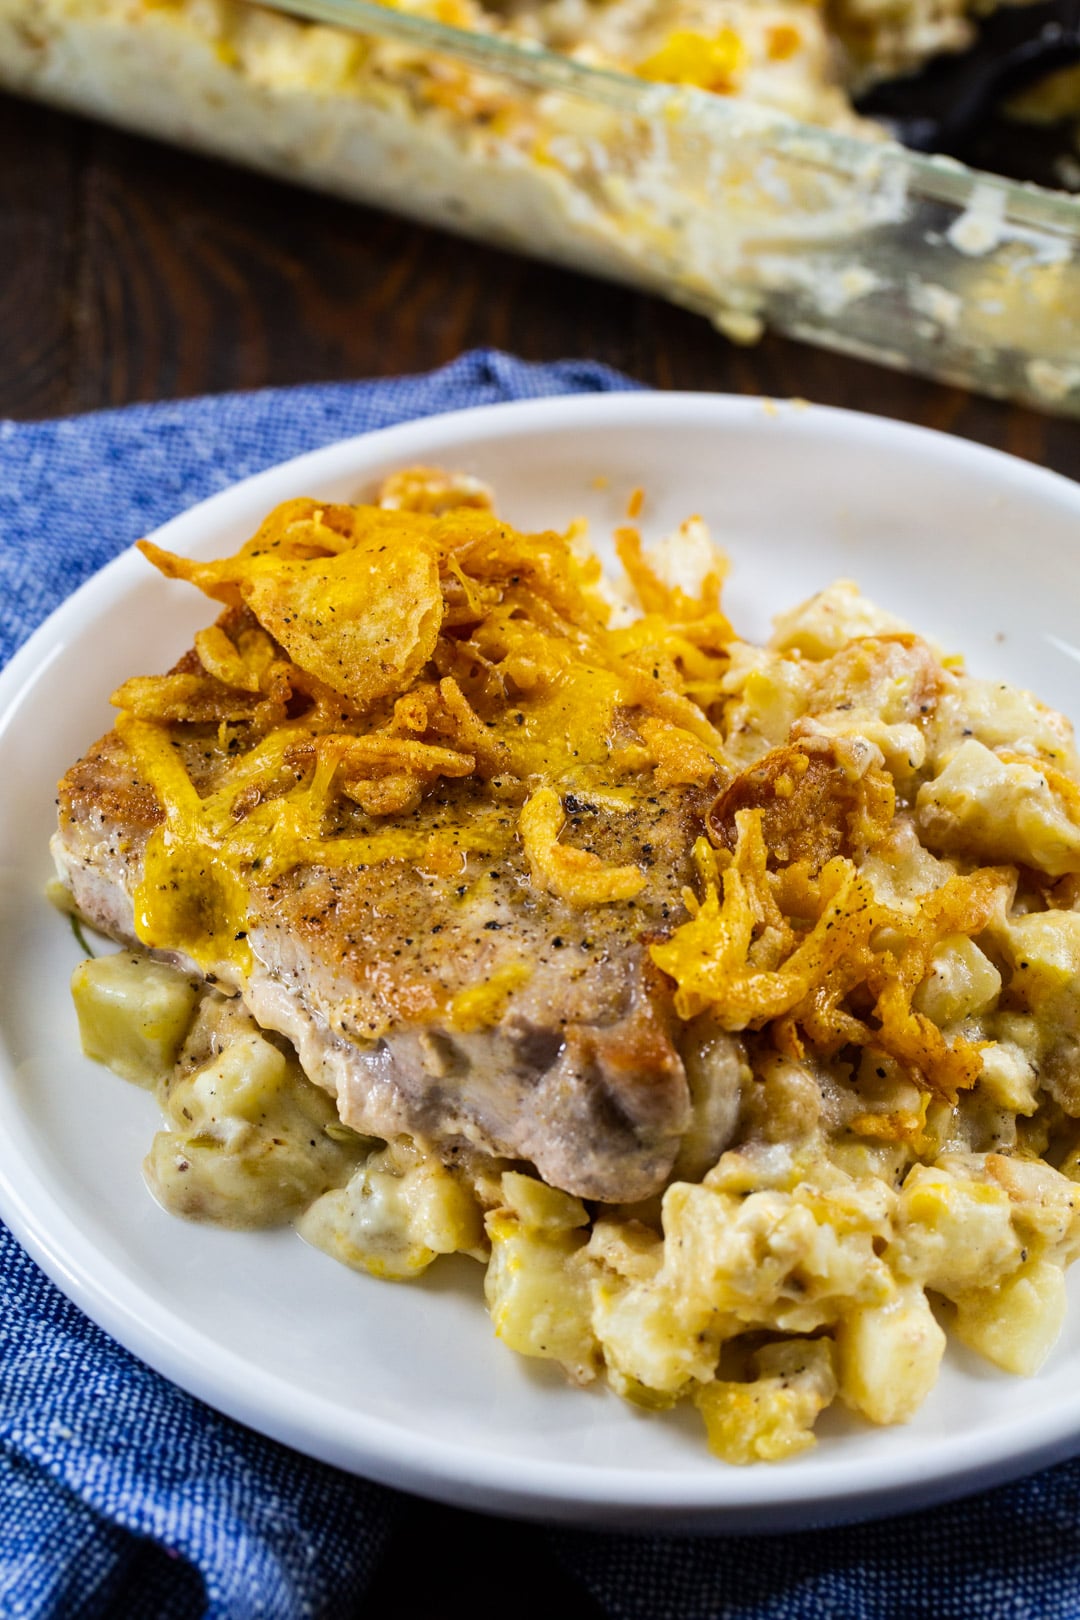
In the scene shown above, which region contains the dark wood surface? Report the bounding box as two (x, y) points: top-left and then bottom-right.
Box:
(3, 80), (1079, 1620)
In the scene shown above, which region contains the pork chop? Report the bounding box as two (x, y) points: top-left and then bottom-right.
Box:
(53, 492), (733, 1202)
(55, 722), (708, 1201)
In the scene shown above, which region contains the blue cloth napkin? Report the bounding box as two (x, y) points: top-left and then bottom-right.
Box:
(3, 349), (1080, 1620)
(0, 350), (635, 668)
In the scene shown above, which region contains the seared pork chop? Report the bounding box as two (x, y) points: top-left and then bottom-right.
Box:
(53, 491), (735, 1202)
(55, 724), (707, 1201)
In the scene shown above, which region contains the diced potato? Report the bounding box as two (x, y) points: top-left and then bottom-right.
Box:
(917, 739), (1080, 876)
(71, 953), (200, 1086)
(977, 1041), (1039, 1116)
(827, 1136), (911, 1189)
(239, 12), (367, 90)
(591, 1274), (721, 1396)
(930, 677), (1075, 771)
(836, 1285), (945, 1424)
(951, 1259), (1066, 1376)
(981, 1152), (1080, 1259)
(858, 817), (956, 909)
(584, 1218), (664, 1282)
(717, 645), (812, 766)
(742, 1050), (820, 1147)
(638, 516), (728, 603)
(662, 1172), (893, 1334)
(892, 1165), (1021, 1295)
(660, 1181), (788, 1321)
(803, 711), (926, 777)
(770, 581), (910, 660)
(994, 1012), (1042, 1058)
(301, 1141), (486, 1279)
(1001, 911), (1080, 1017)
(695, 1338), (837, 1464)
(484, 1210), (598, 1381)
(499, 1170), (589, 1231)
(850, 1049), (925, 1138)
(189, 1029), (290, 1120)
(147, 1027), (364, 1228)
(912, 934), (1001, 1027)
(740, 659), (812, 747)
(703, 1144), (798, 1194)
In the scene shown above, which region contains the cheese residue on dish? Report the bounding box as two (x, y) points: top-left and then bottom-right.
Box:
(6, 0), (1080, 410)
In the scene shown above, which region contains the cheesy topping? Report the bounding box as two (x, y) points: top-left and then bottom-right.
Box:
(117, 484), (733, 971)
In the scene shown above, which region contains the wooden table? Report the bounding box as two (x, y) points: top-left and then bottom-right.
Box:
(3, 83), (1078, 1620)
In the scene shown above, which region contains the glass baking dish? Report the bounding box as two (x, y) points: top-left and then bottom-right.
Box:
(3, 0), (1079, 413)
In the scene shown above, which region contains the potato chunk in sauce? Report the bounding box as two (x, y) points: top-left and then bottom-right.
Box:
(75, 953), (367, 1227)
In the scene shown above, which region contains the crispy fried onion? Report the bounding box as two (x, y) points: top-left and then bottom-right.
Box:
(130, 492), (730, 758)
(650, 809), (1014, 1101)
(375, 466), (495, 515)
(193, 623), (272, 693)
(709, 737), (894, 869)
(111, 620), (357, 740)
(410, 676), (512, 779)
(639, 715), (723, 789)
(519, 787), (646, 907)
(110, 673), (272, 726)
(139, 501), (445, 713)
(286, 732), (475, 819)
(116, 482), (741, 887)
(240, 546), (442, 713)
(615, 520), (731, 623)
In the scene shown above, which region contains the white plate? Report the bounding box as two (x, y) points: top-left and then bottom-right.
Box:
(3, 392), (1080, 1533)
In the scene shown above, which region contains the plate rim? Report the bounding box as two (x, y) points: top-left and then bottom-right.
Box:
(4, 388), (1080, 1531)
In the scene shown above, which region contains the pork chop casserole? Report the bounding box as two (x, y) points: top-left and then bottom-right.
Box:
(53, 468), (1080, 1462)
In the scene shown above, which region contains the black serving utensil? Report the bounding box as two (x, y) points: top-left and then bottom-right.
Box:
(855, 0), (1080, 183)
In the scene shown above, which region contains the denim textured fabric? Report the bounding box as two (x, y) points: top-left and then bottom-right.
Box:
(555, 1465), (1080, 1619)
(3, 350), (1080, 1620)
(0, 351), (636, 669)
